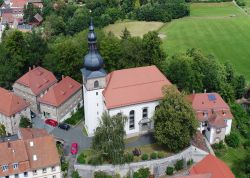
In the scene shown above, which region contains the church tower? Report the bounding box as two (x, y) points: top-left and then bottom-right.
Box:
(81, 19), (107, 136)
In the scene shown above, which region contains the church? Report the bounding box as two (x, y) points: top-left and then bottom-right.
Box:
(81, 20), (172, 137)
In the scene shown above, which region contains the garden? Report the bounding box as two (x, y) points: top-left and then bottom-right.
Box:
(64, 107), (84, 126)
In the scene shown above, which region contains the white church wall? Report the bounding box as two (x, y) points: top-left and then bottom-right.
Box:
(225, 119), (232, 135)
(83, 85), (105, 137)
(108, 100), (160, 136)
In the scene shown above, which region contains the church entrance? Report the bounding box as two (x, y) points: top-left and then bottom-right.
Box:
(139, 118), (151, 133)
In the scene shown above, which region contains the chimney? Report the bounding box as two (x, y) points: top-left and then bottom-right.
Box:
(62, 75), (64, 79)
(29, 67), (31, 71)
(204, 89), (207, 93)
(33, 65), (36, 69)
(193, 90), (195, 94)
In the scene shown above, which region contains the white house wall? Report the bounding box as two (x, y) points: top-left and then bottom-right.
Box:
(225, 119), (232, 135)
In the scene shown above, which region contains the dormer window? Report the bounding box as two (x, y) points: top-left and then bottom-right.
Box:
(203, 112), (208, 118)
(94, 81), (99, 88)
(2, 164), (8, 171)
(222, 110), (226, 116)
(13, 163), (18, 169)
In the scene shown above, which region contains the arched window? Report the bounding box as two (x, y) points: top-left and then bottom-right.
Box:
(94, 80), (99, 88)
(129, 110), (135, 130)
(142, 108), (148, 118)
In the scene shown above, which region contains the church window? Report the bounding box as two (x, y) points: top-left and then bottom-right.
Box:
(129, 110), (135, 130)
(94, 81), (99, 88)
(142, 108), (148, 118)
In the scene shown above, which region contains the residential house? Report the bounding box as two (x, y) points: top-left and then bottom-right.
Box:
(176, 154), (235, 178)
(13, 66), (57, 113)
(187, 93), (233, 144)
(0, 128), (61, 178)
(39, 76), (83, 122)
(0, 87), (30, 135)
(82, 20), (172, 137)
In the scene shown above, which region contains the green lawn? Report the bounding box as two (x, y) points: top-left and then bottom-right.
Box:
(104, 21), (164, 38)
(160, 2), (250, 81)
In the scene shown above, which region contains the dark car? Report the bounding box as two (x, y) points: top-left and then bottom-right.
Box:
(58, 123), (70, 131)
(31, 111), (36, 118)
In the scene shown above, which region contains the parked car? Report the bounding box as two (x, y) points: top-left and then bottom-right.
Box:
(71, 142), (78, 155)
(31, 111), (36, 118)
(45, 119), (58, 127)
(58, 123), (70, 131)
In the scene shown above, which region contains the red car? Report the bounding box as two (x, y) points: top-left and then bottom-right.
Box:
(71, 143), (78, 155)
(45, 119), (58, 127)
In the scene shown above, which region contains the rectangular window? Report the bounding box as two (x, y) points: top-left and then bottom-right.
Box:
(202, 122), (207, 127)
(2, 164), (8, 171)
(43, 168), (47, 173)
(96, 92), (98, 95)
(14, 174), (18, 178)
(33, 170), (37, 175)
(142, 108), (148, 118)
(51, 166), (56, 171)
(53, 176), (56, 178)
(13, 163), (18, 169)
(129, 110), (135, 130)
(24, 172), (28, 177)
(207, 127), (210, 131)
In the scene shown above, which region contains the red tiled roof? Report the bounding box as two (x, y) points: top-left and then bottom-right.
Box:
(103, 65), (171, 109)
(208, 114), (227, 128)
(0, 140), (30, 176)
(39, 76), (82, 107)
(0, 87), (29, 117)
(19, 128), (49, 140)
(0, 129), (60, 176)
(15, 66), (57, 96)
(11, 0), (26, 8)
(186, 93), (233, 125)
(190, 154), (235, 178)
(1, 13), (14, 24)
(175, 174), (211, 178)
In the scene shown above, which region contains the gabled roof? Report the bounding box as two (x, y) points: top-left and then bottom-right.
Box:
(186, 93), (230, 111)
(175, 174), (211, 178)
(103, 65), (171, 109)
(19, 128), (48, 140)
(11, 0), (26, 8)
(15, 66), (57, 96)
(189, 154), (235, 178)
(0, 87), (29, 117)
(39, 76), (82, 107)
(24, 135), (60, 169)
(186, 93), (233, 123)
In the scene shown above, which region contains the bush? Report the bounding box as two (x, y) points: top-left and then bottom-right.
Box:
(64, 108), (84, 125)
(133, 168), (150, 178)
(61, 161), (69, 172)
(158, 152), (165, 159)
(94, 171), (112, 178)
(175, 159), (184, 171)
(19, 117), (32, 128)
(166, 166), (174, 175)
(141, 153), (148, 161)
(187, 159), (194, 166)
(225, 133), (240, 148)
(213, 141), (225, 150)
(77, 153), (86, 164)
(88, 154), (103, 165)
(150, 152), (157, 160)
(243, 140), (250, 149)
(124, 152), (134, 163)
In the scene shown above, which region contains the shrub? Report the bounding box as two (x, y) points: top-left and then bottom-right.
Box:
(77, 153), (86, 164)
(243, 140), (250, 149)
(124, 152), (134, 163)
(187, 159), (194, 166)
(225, 133), (240, 148)
(61, 161), (69, 172)
(175, 159), (184, 171)
(165, 166), (174, 175)
(150, 152), (157, 160)
(94, 171), (112, 178)
(133, 168), (150, 178)
(88, 154), (103, 165)
(141, 153), (148, 161)
(213, 141), (225, 150)
(19, 117), (32, 128)
(158, 152), (165, 158)
(64, 108), (84, 125)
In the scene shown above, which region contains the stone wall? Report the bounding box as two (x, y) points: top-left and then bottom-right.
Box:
(74, 146), (208, 178)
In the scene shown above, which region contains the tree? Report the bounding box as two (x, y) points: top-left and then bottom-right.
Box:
(19, 117), (32, 128)
(154, 85), (198, 152)
(71, 170), (81, 178)
(121, 27), (131, 40)
(92, 112), (127, 164)
(23, 3), (41, 23)
(0, 124), (6, 137)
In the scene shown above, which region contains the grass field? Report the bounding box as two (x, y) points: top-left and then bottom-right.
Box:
(160, 2), (250, 81)
(104, 21), (164, 38)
